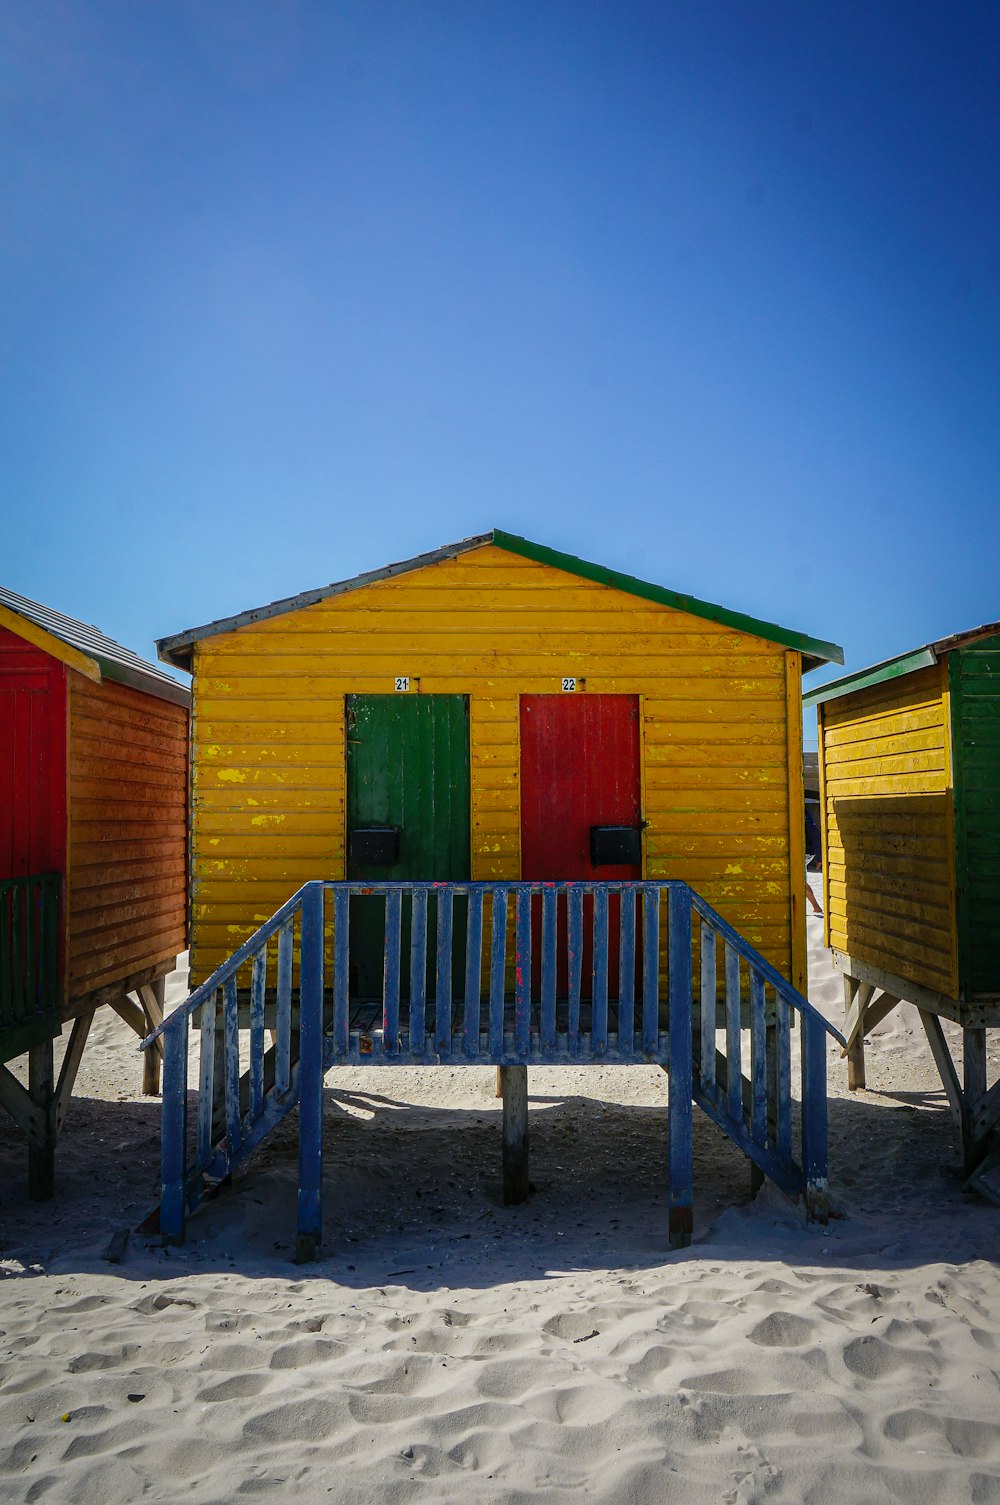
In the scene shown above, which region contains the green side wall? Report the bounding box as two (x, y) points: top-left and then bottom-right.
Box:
(951, 635), (1000, 998)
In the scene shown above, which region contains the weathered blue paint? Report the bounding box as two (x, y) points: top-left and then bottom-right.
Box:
(383, 888), (401, 1054)
(197, 993), (217, 1169)
(464, 889), (483, 1058)
(692, 1091), (802, 1198)
(642, 887), (659, 1057)
(276, 922), (293, 1095)
(592, 886), (609, 1055)
(159, 1015), (188, 1243)
(224, 976), (241, 1157)
(488, 888), (506, 1057)
(667, 885), (694, 1248)
(250, 948), (266, 1119)
(409, 888), (427, 1055)
(435, 889), (453, 1053)
(541, 886), (557, 1055)
(144, 879), (844, 1255)
(515, 888), (531, 1055)
(699, 922), (716, 1097)
(725, 943), (742, 1125)
(618, 889), (635, 1055)
(801, 1014), (829, 1223)
(332, 889), (350, 1058)
(567, 885), (583, 1053)
(296, 882), (325, 1261)
(750, 969), (767, 1146)
(776, 994), (792, 1163)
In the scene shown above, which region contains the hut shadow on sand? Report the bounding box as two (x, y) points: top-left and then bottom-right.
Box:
(1, 1079), (990, 1290)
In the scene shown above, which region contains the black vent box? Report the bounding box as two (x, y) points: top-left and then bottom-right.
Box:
(349, 826), (401, 867)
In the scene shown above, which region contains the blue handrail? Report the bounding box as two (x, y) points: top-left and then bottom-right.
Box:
(145, 879), (841, 1257)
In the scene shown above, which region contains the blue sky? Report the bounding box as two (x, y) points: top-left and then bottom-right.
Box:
(3, 2), (999, 732)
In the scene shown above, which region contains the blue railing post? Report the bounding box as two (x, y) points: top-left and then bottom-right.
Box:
(296, 883), (325, 1261)
(146, 877), (842, 1254)
(160, 1017), (189, 1244)
(332, 888), (350, 1058)
(667, 885), (693, 1249)
(801, 1013), (829, 1224)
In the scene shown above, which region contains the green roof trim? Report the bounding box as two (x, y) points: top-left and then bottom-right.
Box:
(492, 531), (843, 670)
(803, 647), (937, 708)
(158, 527), (843, 672)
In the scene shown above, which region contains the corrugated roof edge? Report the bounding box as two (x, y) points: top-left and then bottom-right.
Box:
(0, 585), (190, 709)
(804, 618), (1000, 708)
(157, 529), (844, 672)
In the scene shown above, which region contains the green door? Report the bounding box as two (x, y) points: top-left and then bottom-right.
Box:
(346, 694), (471, 1000)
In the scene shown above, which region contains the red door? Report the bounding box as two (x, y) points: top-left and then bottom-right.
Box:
(520, 695), (642, 998)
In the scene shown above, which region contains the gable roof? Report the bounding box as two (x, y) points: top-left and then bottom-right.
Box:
(803, 619), (1000, 708)
(157, 529), (844, 673)
(0, 585), (190, 708)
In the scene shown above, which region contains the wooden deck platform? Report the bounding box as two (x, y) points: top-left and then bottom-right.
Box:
(144, 880), (843, 1260)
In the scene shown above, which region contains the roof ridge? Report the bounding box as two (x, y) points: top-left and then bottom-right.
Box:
(157, 529), (843, 674)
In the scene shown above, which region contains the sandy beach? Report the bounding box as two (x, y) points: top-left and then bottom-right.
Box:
(2, 912), (999, 1504)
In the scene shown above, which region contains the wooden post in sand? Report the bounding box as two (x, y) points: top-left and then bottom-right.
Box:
(500, 1065), (529, 1204)
(27, 1038), (55, 1201)
(963, 1026), (988, 1178)
(843, 974), (865, 1090)
(139, 978), (166, 1096)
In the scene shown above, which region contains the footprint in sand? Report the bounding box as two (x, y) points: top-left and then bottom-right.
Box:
(842, 1334), (924, 1380)
(131, 1293), (198, 1316)
(882, 1407), (941, 1442)
(677, 1368), (764, 1395)
(879, 1406), (1000, 1464)
(542, 1312), (604, 1343)
(943, 1417), (1000, 1460)
(473, 1356), (549, 1401)
(201, 1341), (271, 1372)
(67, 1346), (141, 1373)
(242, 1394), (352, 1443)
(268, 1337), (344, 1370)
(625, 1343), (677, 1387)
(747, 1312), (816, 1349)
(197, 1373), (272, 1403)
(353, 1355), (440, 1397)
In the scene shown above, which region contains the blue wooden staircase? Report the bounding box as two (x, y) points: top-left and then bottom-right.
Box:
(142, 880), (844, 1259)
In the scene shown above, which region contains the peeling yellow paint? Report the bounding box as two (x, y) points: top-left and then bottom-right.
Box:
(190, 543), (797, 983)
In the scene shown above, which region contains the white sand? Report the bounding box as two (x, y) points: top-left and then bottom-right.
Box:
(2, 913), (1000, 1503)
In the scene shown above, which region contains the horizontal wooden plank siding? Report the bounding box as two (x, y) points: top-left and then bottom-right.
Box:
(67, 674), (188, 1001)
(950, 634), (1000, 998)
(190, 545), (798, 984)
(819, 663), (958, 997)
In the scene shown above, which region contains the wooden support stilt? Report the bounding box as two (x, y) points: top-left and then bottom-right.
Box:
(53, 1010), (95, 1142)
(843, 976), (869, 1089)
(500, 1065), (529, 1205)
(917, 1010), (964, 1127)
(0, 1065), (42, 1138)
(137, 979), (166, 1096)
(971, 1076), (1000, 1144)
(964, 1026), (989, 1178)
(27, 1038), (55, 1201)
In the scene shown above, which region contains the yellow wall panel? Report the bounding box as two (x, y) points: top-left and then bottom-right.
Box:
(189, 543), (801, 984)
(818, 662), (957, 996)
